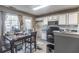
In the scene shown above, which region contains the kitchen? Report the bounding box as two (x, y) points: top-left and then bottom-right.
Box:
(0, 5), (79, 53)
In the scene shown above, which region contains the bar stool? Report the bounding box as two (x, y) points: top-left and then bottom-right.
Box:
(24, 32), (37, 53)
(24, 35), (32, 53)
(14, 38), (24, 53)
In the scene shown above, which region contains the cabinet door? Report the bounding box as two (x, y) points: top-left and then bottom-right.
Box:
(58, 14), (67, 25)
(68, 12), (78, 25)
(48, 15), (58, 21)
(53, 15), (58, 21)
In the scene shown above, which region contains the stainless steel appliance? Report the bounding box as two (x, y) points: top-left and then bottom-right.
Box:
(48, 21), (58, 25)
(46, 21), (59, 53)
(47, 21), (59, 43)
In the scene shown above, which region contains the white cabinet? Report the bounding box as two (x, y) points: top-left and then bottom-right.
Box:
(58, 14), (67, 25)
(68, 12), (79, 25)
(48, 15), (58, 21)
(53, 15), (58, 21)
(58, 12), (79, 25)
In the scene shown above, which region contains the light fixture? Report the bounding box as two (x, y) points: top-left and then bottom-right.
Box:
(33, 5), (49, 11)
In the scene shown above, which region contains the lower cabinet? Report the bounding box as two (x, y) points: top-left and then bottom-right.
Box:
(54, 35), (79, 53)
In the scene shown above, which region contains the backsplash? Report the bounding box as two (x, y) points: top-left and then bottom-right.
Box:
(59, 25), (78, 32)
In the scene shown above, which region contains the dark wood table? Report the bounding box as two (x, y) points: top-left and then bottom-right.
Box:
(5, 34), (32, 53)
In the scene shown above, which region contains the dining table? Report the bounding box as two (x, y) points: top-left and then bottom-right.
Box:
(4, 34), (32, 53)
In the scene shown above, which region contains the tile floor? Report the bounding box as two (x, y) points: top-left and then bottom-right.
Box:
(3, 39), (48, 53)
(34, 39), (47, 53)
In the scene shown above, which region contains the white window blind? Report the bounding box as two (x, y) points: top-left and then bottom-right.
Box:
(4, 13), (20, 33)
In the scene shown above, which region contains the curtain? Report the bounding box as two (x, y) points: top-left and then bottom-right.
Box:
(0, 12), (5, 52)
(23, 16), (32, 33)
(18, 15), (23, 31)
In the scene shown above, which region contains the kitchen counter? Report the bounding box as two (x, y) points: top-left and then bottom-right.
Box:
(54, 31), (79, 38)
(53, 31), (79, 53)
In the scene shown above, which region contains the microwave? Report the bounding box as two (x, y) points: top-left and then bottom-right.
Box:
(48, 21), (58, 25)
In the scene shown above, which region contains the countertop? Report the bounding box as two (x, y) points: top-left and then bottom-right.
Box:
(53, 31), (79, 38)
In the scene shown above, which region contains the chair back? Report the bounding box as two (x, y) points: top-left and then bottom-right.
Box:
(31, 32), (37, 41)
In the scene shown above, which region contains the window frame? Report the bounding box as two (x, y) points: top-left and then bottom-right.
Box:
(4, 13), (20, 33)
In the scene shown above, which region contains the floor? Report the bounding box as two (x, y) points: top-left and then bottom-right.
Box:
(17, 39), (47, 53)
(3, 39), (48, 53)
(34, 39), (47, 53)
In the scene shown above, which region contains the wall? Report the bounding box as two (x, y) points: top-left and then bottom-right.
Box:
(59, 25), (78, 31)
(32, 17), (36, 31)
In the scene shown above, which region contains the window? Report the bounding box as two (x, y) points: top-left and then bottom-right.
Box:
(4, 13), (20, 33)
(23, 16), (32, 33)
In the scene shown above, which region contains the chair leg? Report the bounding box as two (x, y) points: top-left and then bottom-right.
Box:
(30, 42), (32, 53)
(15, 47), (17, 53)
(10, 41), (14, 53)
(34, 41), (36, 51)
(25, 41), (26, 53)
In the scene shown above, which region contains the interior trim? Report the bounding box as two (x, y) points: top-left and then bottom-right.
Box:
(36, 7), (79, 17)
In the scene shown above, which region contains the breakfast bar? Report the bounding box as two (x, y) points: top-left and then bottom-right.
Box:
(54, 31), (79, 53)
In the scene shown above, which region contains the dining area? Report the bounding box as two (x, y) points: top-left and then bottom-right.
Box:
(0, 9), (37, 53)
(1, 31), (37, 53)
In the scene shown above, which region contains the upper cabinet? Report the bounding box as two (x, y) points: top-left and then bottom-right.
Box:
(58, 12), (79, 25)
(48, 15), (58, 21)
(58, 14), (67, 25)
(68, 12), (79, 25)
(36, 12), (79, 25)
(52, 15), (58, 21)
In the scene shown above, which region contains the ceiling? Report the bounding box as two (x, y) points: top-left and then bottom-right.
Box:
(4, 5), (79, 16)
